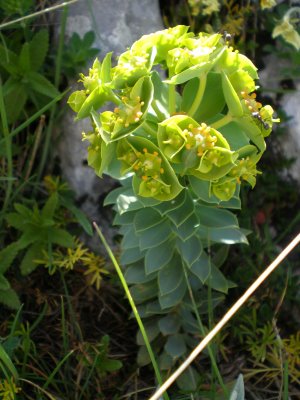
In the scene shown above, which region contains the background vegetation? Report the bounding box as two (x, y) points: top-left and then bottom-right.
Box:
(0, 1), (299, 399)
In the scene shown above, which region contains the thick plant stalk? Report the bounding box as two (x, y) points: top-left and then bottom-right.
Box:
(150, 232), (300, 400)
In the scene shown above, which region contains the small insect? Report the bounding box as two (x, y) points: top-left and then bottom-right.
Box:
(222, 31), (232, 43)
(252, 111), (270, 130)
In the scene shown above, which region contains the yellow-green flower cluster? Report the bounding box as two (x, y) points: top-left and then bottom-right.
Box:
(68, 25), (277, 202)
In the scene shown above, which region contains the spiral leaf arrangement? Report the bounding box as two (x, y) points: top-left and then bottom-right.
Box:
(69, 26), (277, 388)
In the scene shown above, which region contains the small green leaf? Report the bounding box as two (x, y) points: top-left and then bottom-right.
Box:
(177, 235), (203, 266)
(190, 253), (211, 283)
(145, 300), (168, 316)
(41, 192), (58, 220)
(180, 308), (200, 334)
(189, 177), (220, 204)
(196, 204), (238, 228)
(100, 358), (123, 372)
(198, 226), (248, 245)
(0, 45), (18, 75)
(154, 189), (186, 215)
(18, 42), (31, 72)
(14, 203), (33, 218)
(134, 208), (163, 233)
(145, 239), (175, 274)
(20, 243), (44, 275)
(6, 212), (26, 230)
(130, 280), (158, 304)
(139, 220), (172, 250)
(166, 190), (194, 227)
(0, 242), (22, 275)
(27, 71), (60, 98)
(159, 277), (186, 309)
(159, 352), (174, 370)
(3, 82), (28, 123)
(164, 334), (187, 358)
(158, 314), (181, 335)
(1, 337), (20, 358)
(125, 262), (156, 284)
(177, 366), (199, 391)
(29, 29), (49, 71)
(158, 256), (184, 296)
(0, 274), (10, 291)
(47, 227), (74, 248)
(212, 245), (229, 268)
(114, 210), (138, 226)
(209, 264), (229, 293)
(104, 185), (127, 206)
(121, 247), (145, 265)
(137, 321), (160, 345)
(122, 226), (140, 249)
(137, 345), (151, 366)
(83, 31), (96, 48)
(117, 192), (143, 214)
(0, 288), (21, 310)
(171, 212), (200, 241)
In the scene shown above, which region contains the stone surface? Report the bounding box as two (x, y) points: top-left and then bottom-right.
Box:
(54, 0), (163, 244)
(281, 82), (300, 181)
(260, 56), (300, 185)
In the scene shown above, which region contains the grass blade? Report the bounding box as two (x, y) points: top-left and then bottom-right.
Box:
(0, 76), (13, 224)
(0, 343), (18, 380)
(36, 4), (69, 182)
(0, 0), (79, 30)
(0, 90), (69, 146)
(93, 222), (169, 400)
(42, 350), (75, 390)
(283, 360), (289, 400)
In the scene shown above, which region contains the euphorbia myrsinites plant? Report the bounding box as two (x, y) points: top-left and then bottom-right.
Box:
(69, 26), (277, 389)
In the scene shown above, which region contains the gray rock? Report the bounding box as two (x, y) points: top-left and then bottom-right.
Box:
(55, 0), (163, 245)
(281, 82), (300, 182)
(260, 55), (300, 185)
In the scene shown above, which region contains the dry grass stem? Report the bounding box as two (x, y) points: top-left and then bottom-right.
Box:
(150, 232), (300, 400)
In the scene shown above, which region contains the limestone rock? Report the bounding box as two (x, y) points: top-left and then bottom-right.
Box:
(281, 82), (300, 182)
(260, 55), (300, 185)
(55, 0), (163, 244)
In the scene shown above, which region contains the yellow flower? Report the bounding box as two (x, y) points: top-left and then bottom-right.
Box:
(260, 0), (276, 10)
(272, 8), (300, 50)
(202, 0), (220, 16)
(36, 239), (89, 274)
(83, 252), (109, 290)
(0, 378), (21, 400)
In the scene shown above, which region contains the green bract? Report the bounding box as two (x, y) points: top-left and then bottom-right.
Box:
(69, 25), (276, 202)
